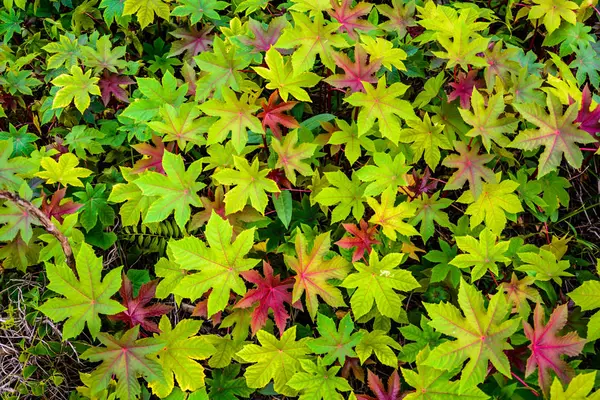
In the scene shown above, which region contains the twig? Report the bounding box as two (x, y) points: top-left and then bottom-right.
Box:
(0, 190), (75, 271)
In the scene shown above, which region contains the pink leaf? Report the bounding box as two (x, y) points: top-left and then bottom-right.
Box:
(327, 0), (374, 40)
(575, 84), (600, 138)
(98, 71), (134, 106)
(447, 70), (483, 109)
(325, 45), (381, 92)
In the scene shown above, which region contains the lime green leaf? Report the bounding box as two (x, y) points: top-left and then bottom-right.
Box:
(123, 0), (170, 29)
(287, 358), (352, 400)
(314, 171), (366, 223)
(516, 248), (573, 284)
(450, 229), (510, 281)
(108, 167), (151, 227)
(356, 152), (410, 197)
(51, 66), (101, 113)
(355, 329), (402, 367)
(147, 103), (209, 149)
(528, 0), (578, 34)
(367, 187), (419, 241)
(549, 371), (600, 400)
(327, 119), (376, 165)
(399, 112), (452, 169)
(38, 243), (125, 340)
(410, 192), (453, 243)
(35, 153), (92, 187)
(308, 313), (364, 366)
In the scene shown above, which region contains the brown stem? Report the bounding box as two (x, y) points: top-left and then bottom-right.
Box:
(0, 190), (75, 271)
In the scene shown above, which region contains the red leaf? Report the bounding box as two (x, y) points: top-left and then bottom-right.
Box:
(98, 71), (134, 107)
(327, 0), (374, 40)
(240, 16), (287, 53)
(335, 219), (380, 262)
(523, 303), (586, 395)
(575, 84), (600, 138)
(235, 261), (302, 336)
(131, 135), (175, 174)
(110, 275), (173, 334)
(168, 26), (214, 58)
(356, 370), (402, 400)
(41, 187), (83, 223)
(325, 45), (381, 92)
(447, 70), (483, 109)
(257, 91), (299, 139)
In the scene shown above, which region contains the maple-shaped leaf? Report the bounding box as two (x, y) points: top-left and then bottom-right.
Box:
(38, 243), (125, 340)
(240, 16), (288, 53)
(131, 135), (173, 175)
(168, 26), (213, 58)
(171, 212), (258, 316)
(258, 91), (299, 139)
(149, 316), (216, 397)
(342, 251), (419, 320)
(275, 11), (350, 72)
(147, 103), (209, 148)
(450, 229), (510, 281)
(236, 326), (311, 396)
(327, 0), (373, 40)
(432, 24), (489, 71)
(98, 71), (134, 106)
(345, 76), (417, 144)
(325, 45), (380, 93)
(314, 171), (367, 223)
(199, 87), (263, 153)
(36, 153), (92, 188)
(448, 70), (483, 109)
(284, 230), (351, 319)
(81, 325), (165, 400)
(528, 0), (577, 34)
(207, 364), (254, 400)
(74, 183), (115, 232)
(575, 84), (600, 137)
(456, 174), (523, 234)
(511, 94), (595, 177)
(356, 369), (401, 400)
(400, 112), (452, 169)
(410, 192), (453, 243)
(356, 330), (402, 367)
(308, 313), (365, 365)
(171, 0), (228, 23)
(134, 151), (205, 231)
(272, 129), (318, 185)
(550, 371), (600, 400)
(51, 65), (101, 113)
(516, 249), (573, 284)
(367, 188), (419, 241)
(402, 347), (488, 400)
(108, 167), (152, 227)
(110, 274), (172, 334)
(123, 0), (170, 29)
(377, 0), (417, 37)
(82, 35), (127, 74)
(253, 48), (322, 102)
(501, 273), (541, 318)
(423, 278), (521, 391)
(356, 152), (410, 197)
(524, 304), (586, 395)
(41, 187), (83, 223)
(443, 141), (495, 199)
(399, 316), (443, 363)
(235, 261), (299, 336)
(213, 156), (280, 215)
(287, 358), (352, 400)
(0, 185), (40, 244)
(359, 35), (407, 71)
(459, 89), (519, 152)
(327, 118), (376, 165)
(335, 219), (381, 262)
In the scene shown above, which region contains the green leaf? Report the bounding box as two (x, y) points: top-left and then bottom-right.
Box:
(51, 66), (101, 113)
(356, 152), (410, 197)
(516, 248), (573, 284)
(399, 112), (452, 169)
(308, 313), (365, 365)
(123, 0), (170, 29)
(236, 326), (311, 396)
(450, 229), (510, 281)
(108, 167), (151, 227)
(35, 153), (93, 187)
(213, 156), (280, 215)
(134, 151), (205, 231)
(423, 278), (521, 391)
(171, 212), (258, 316)
(314, 171), (366, 223)
(355, 329), (402, 367)
(171, 0), (229, 23)
(38, 243), (125, 340)
(549, 371), (600, 399)
(42, 35), (85, 70)
(273, 190), (293, 228)
(410, 192), (453, 243)
(82, 35), (128, 74)
(74, 183), (115, 232)
(367, 187), (419, 241)
(327, 119), (375, 166)
(123, 71), (188, 122)
(399, 316), (443, 363)
(341, 251), (419, 320)
(272, 129), (318, 185)
(287, 358), (352, 400)
(207, 365), (254, 400)
(146, 103), (209, 149)
(81, 325), (166, 400)
(528, 0), (577, 34)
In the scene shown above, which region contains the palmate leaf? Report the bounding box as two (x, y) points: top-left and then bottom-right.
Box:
(236, 326), (311, 396)
(356, 152), (410, 197)
(449, 229), (510, 282)
(108, 167), (151, 227)
(524, 304), (586, 396)
(367, 188), (419, 241)
(81, 325), (166, 400)
(171, 0), (229, 23)
(342, 251), (419, 320)
(38, 243), (125, 340)
(327, 0), (374, 40)
(500, 273), (541, 318)
(327, 119), (376, 165)
(345, 76), (417, 144)
(134, 151), (205, 231)
(549, 371), (600, 399)
(442, 142), (495, 199)
(402, 347), (488, 400)
(0, 184), (39, 244)
(308, 313), (365, 366)
(355, 369), (401, 400)
(399, 112), (452, 169)
(123, 0), (170, 29)
(314, 171), (367, 223)
(149, 316), (216, 397)
(287, 358), (352, 400)
(207, 364), (254, 400)
(284, 230), (350, 319)
(516, 249), (573, 284)
(147, 103), (209, 149)
(528, 0), (577, 34)
(410, 192), (453, 243)
(171, 212), (258, 316)
(324, 45), (380, 92)
(423, 278), (521, 391)
(272, 129), (318, 185)
(511, 94), (595, 178)
(258, 91), (300, 139)
(240, 17), (287, 53)
(335, 219), (381, 262)
(51, 66), (101, 113)
(355, 330), (402, 367)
